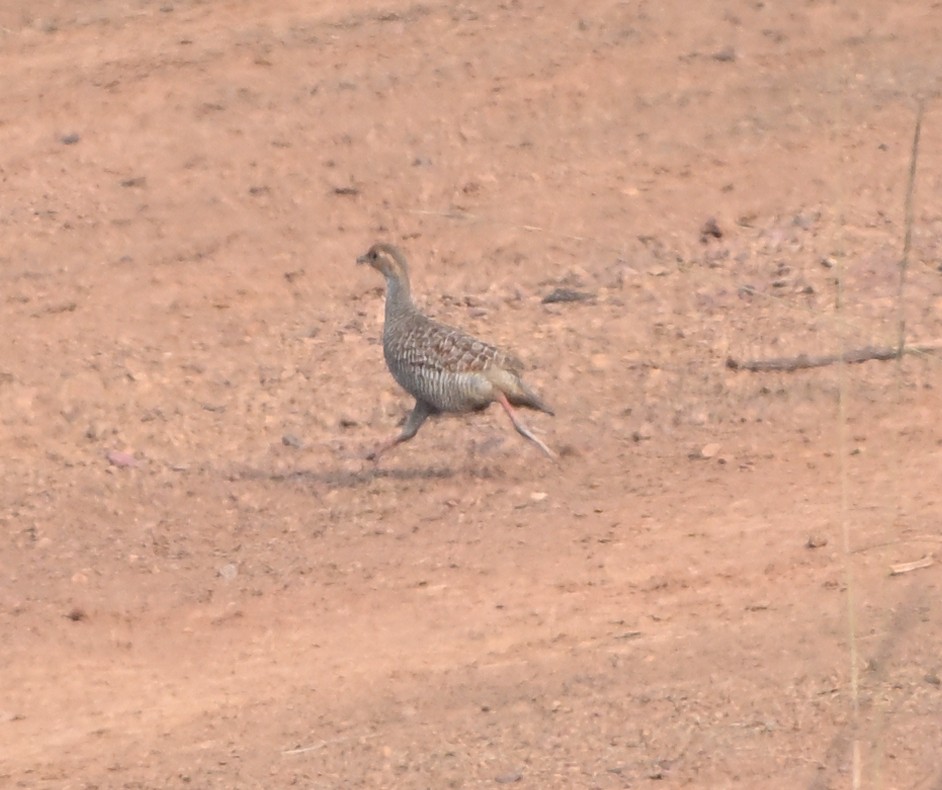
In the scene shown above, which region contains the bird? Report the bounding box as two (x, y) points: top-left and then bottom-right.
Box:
(356, 242), (556, 460)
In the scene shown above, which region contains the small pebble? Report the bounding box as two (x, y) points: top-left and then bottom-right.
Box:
(106, 449), (139, 468)
(542, 287), (592, 304)
(698, 442), (721, 459)
(700, 217), (723, 240)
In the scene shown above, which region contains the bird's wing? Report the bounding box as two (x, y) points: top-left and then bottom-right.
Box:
(398, 315), (525, 376)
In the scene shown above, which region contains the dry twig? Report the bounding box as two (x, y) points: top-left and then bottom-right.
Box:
(726, 341), (942, 372)
(889, 556), (934, 576)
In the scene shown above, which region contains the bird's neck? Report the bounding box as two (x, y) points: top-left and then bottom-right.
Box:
(384, 274), (415, 323)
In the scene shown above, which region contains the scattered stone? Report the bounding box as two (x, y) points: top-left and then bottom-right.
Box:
(792, 211), (818, 230)
(494, 771), (523, 784)
(806, 535), (828, 549)
(700, 217), (723, 240)
(711, 46), (736, 62)
(60, 133), (80, 145)
(541, 287), (593, 304)
(282, 433), (303, 448)
(106, 449), (139, 468)
(37, 301), (77, 315)
(589, 352), (611, 371)
(218, 563), (238, 581)
(65, 607), (87, 622)
(697, 442), (722, 459)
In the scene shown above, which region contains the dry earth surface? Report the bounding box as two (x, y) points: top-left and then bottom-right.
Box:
(2, 1), (942, 787)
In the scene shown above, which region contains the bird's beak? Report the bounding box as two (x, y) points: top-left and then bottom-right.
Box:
(356, 253), (370, 265)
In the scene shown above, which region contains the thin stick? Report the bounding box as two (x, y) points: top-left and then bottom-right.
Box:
(282, 741), (331, 755)
(835, 279), (862, 790)
(852, 535), (942, 555)
(282, 732), (378, 755)
(827, 72), (862, 789)
(726, 340), (942, 372)
(897, 100), (924, 357)
(889, 556), (934, 576)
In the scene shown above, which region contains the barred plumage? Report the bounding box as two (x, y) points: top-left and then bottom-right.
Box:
(357, 243), (555, 459)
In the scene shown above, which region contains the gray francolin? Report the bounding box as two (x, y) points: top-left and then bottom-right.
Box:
(356, 243), (556, 459)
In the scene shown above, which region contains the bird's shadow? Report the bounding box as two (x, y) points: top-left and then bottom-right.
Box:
(227, 463), (466, 490)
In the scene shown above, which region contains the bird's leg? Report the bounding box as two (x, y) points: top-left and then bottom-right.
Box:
(496, 392), (557, 460)
(368, 400), (433, 461)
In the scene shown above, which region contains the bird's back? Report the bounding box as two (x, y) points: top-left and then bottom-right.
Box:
(383, 309), (533, 413)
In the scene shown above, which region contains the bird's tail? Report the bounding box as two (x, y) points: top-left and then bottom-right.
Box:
(485, 368), (555, 415)
(507, 379), (554, 416)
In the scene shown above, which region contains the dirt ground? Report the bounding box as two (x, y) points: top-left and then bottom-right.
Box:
(2, 1), (941, 787)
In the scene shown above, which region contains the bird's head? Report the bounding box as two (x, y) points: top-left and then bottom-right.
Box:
(356, 243), (410, 283)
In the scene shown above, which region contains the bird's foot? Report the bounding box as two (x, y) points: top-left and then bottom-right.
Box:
(496, 392), (558, 462)
(364, 435), (402, 463)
